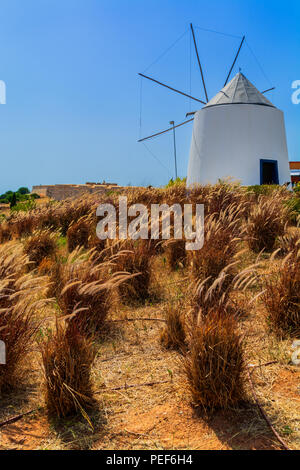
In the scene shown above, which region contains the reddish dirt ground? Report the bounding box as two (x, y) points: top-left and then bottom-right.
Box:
(0, 416), (49, 450)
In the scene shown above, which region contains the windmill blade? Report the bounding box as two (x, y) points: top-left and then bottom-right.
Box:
(138, 73), (206, 105)
(261, 87), (275, 94)
(190, 23), (209, 102)
(138, 118), (194, 143)
(224, 35), (245, 86)
(186, 111), (197, 117)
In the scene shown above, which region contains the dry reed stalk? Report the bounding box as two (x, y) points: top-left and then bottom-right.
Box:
(160, 301), (186, 351)
(183, 312), (245, 411)
(246, 194), (289, 252)
(23, 229), (58, 267)
(67, 216), (91, 252)
(40, 320), (96, 420)
(53, 248), (136, 334)
(261, 253), (300, 338)
(0, 244), (50, 392)
(114, 240), (156, 304)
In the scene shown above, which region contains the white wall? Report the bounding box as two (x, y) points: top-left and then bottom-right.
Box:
(187, 104), (291, 187)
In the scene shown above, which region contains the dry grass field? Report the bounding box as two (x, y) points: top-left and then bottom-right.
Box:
(0, 183), (299, 450)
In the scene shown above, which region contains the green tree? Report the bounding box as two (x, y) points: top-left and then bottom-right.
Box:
(10, 192), (17, 208)
(17, 187), (30, 195)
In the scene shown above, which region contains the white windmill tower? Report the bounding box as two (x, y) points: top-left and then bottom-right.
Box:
(187, 72), (291, 186)
(138, 25), (291, 187)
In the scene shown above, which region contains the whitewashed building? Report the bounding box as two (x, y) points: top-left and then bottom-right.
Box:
(187, 73), (291, 187)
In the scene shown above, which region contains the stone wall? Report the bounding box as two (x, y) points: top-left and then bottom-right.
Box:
(31, 183), (134, 201)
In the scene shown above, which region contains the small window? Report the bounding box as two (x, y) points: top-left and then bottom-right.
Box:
(260, 159), (279, 185)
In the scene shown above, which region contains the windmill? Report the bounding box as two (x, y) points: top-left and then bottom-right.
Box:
(138, 24), (290, 187)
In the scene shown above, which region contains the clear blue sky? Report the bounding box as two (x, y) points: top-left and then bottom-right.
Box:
(0, 0), (299, 194)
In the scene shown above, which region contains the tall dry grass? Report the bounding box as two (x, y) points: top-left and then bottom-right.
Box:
(191, 268), (237, 317)
(188, 204), (243, 316)
(40, 198), (94, 236)
(114, 240), (156, 304)
(235, 246), (300, 338)
(52, 248), (133, 334)
(189, 204), (242, 280)
(278, 229), (300, 257)
(0, 244), (49, 393)
(40, 320), (96, 419)
(160, 301), (186, 351)
(67, 217), (90, 252)
(189, 181), (248, 216)
(183, 312), (245, 411)
(246, 195), (289, 252)
(0, 222), (12, 244)
(261, 254), (300, 338)
(23, 229), (58, 267)
(163, 239), (186, 270)
(3, 195), (98, 241)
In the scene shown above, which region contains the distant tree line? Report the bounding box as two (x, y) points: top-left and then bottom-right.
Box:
(0, 187), (40, 208)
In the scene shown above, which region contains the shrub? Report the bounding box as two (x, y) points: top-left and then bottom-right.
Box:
(0, 293), (40, 393)
(294, 182), (300, 195)
(188, 206), (243, 318)
(67, 217), (90, 252)
(189, 231), (236, 285)
(30, 193), (40, 200)
(285, 196), (300, 223)
(0, 244), (48, 393)
(246, 184), (284, 197)
(165, 177), (186, 188)
(183, 313), (245, 411)
(17, 187), (30, 195)
(10, 192), (17, 208)
(40, 321), (96, 419)
(47, 258), (64, 299)
(38, 198), (94, 236)
(0, 243), (27, 307)
(278, 230), (300, 256)
(204, 182), (246, 216)
(163, 239), (186, 270)
(0, 194), (97, 241)
(11, 198), (36, 212)
(126, 187), (164, 207)
(55, 250), (132, 334)
(7, 211), (37, 238)
(0, 222), (11, 244)
(160, 302), (186, 351)
(261, 254), (300, 338)
(188, 205), (241, 288)
(55, 199), (96, 236)
(88, 228), (106, 254)
(190, 269), (234, 317)
(116, 240), (156, 304)
(246, 195), (289, 252)
(24, 230), (57, 267)
(56, 256), (110, 334)
(38, 257), (56, 276)
(161, 183), (187, 206)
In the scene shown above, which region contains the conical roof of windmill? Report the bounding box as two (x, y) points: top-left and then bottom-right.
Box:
(204, 72), (275, 108)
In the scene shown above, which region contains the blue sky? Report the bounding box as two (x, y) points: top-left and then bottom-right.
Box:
(0, 0), (299, 194)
